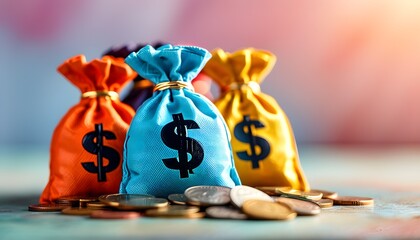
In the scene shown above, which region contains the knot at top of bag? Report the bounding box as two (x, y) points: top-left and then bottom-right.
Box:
(203, 48), (276, 92)
(102, 42), (166, 82)
(57, 55), (137, 94)
(124, 44), (211, 85)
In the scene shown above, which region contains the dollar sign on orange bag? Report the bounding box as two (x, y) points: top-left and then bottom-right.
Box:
(81, 123), (120, 182)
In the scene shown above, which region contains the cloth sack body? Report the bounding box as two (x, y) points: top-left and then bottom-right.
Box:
(40, 55), (136, 203)
(203, 48), (310, 191)
(120, 45), (241, 197)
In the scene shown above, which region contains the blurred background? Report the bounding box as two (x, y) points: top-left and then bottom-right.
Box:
(1, 0), (420, 148)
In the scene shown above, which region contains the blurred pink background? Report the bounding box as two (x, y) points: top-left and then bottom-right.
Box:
(1, 0), (420, 146)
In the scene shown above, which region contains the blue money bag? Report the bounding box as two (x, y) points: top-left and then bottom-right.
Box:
(120, 45), (241, 197)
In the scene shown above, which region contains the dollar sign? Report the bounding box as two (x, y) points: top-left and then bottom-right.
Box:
(81, 123), (120, 182)
(161, 113), (204, 178)
(234, 115), (270, 169)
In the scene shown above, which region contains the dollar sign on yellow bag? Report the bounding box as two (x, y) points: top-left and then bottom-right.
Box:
(203, 48), (310, 191)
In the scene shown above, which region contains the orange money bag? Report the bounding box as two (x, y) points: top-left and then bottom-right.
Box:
(40, 55), (136, 203)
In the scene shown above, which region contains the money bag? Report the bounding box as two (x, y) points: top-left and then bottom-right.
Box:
(40, 55), (136, 203)
(103, 43), (214, 110)
(103, 43), (164, 110)
(203, 48), (310, 191)
(120, 45), (241, 197)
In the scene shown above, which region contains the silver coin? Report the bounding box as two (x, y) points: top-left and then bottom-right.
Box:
(117, 198), (169, 210)
(230, 185), (273, 208)
(167, 194), (188, 205)
(206, 206), (248, 220)
(275, 197), (321, 216)
(98, 193), (155, 207)
(184, 186), (231, 206)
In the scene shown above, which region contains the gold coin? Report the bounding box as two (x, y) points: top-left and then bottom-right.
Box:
(55, 196), (98, 207)
(146, 212), (206, 219)
(303, 191), (324, 201)
(257, 187), (323, 201)
(28, 203), (70, 212)
(62, 207), (95, 216)
(310, 189), (338, 199)
(182, 212), (206, 219)
(315, 199), (334, 208)
(86, 202), (110, 210)
(55, 197), (80, 207)
(79, 198), (99, 207)
(332, 196), (374, 206)
(145, 205), (200, 217)
(242, 200), (297, 220)
(277, 189), (323, 201)
(90, 210), (141, 219)
(180, 212), (206, 219)
(255, 187), (293, 196)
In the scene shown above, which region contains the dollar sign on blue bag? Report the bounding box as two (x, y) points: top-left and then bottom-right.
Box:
(234, 115), (270, 169)
(82, 123), (120, 182)
(161, 113), (204, 178)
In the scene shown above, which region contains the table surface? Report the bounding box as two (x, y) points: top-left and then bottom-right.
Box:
(0, 145), (419, 240)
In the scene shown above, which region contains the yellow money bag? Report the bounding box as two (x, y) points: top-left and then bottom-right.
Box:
(203, 48), (310, 191)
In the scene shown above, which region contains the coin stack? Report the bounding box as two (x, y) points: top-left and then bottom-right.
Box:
(28, 185), (374, 220)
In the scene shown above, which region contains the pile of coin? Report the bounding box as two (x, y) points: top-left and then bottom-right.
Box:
(28, 185), (374, 220)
